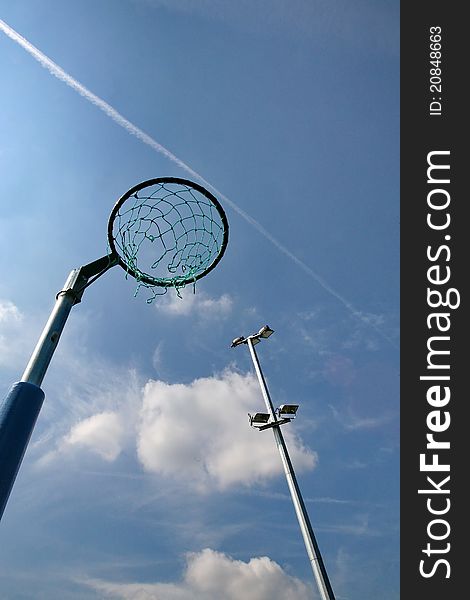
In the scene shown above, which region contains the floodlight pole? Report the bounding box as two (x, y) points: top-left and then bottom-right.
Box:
(245, 335), (336, 600)
(0, 256), (113, 521)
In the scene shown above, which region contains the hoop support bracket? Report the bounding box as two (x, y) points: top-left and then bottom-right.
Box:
(56, 254), (118, 304)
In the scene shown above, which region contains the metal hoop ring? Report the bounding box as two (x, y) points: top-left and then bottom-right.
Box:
(107, 177), (229, 287)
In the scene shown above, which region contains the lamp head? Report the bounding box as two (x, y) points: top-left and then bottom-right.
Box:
(248, 412), (271, 427)
(231, 336), (246, 348)
(278, 404), (299, 418)
(258, 325), (274, 339)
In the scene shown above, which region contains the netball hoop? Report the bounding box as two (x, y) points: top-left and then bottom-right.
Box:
(0, 177), (228, 520)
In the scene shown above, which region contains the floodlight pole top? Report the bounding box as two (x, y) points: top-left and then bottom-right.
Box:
(230, 325), (274, 348)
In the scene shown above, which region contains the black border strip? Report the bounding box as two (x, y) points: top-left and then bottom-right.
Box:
(401, 4), (465, 596)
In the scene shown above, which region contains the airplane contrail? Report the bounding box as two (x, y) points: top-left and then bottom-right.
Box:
(0, 18), (396, 347)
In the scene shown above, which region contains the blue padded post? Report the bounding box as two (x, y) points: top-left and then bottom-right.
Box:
(0, 382), (45, 520)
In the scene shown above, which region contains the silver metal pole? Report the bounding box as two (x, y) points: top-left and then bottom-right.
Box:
(21, 269), (85, 386)
(246, 337), (336, 600)
(20, 255), (113, 387)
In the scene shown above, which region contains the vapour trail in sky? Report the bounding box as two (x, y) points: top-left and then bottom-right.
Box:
(0, 18), (395, 346)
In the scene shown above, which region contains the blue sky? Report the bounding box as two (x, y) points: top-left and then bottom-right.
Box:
(0, 1), (399, 598)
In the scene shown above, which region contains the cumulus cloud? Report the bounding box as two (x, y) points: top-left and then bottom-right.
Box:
(33, 359), (142, 467)
(83, 548), (312, 600)
(63, 411), (125, 461)
(155, 291), (233, 318)
(38, 365), (316, 492)
(137, 370), (316, 491)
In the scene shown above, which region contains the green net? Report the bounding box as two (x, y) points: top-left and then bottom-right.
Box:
(108, 178), (228, 302)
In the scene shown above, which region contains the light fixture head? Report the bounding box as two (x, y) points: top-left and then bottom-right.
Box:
(278, 404), (299, 418)
(258, 325), (274, 339)
(231, 336), (246, 348)
(249, 412), (271, 426)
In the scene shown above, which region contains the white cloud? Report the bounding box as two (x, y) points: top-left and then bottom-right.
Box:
(36, 362), (315, 492)
(32, 354), (143, 467)
(155, 290), (233, 318)
(63, 411), (125, 461)
(0, 299), (22, 323)
(83, 548), (312, 600)
(0, 299), (30, 372)
(137, 370), (316, 491)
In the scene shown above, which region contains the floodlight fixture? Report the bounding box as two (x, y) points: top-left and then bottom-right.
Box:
(231, 336), (246, 348)
(249, 412), (271, 426)
(278, 404), (299, 418)
(231, 325), (274, 349)
(257, 325), (274, 339)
